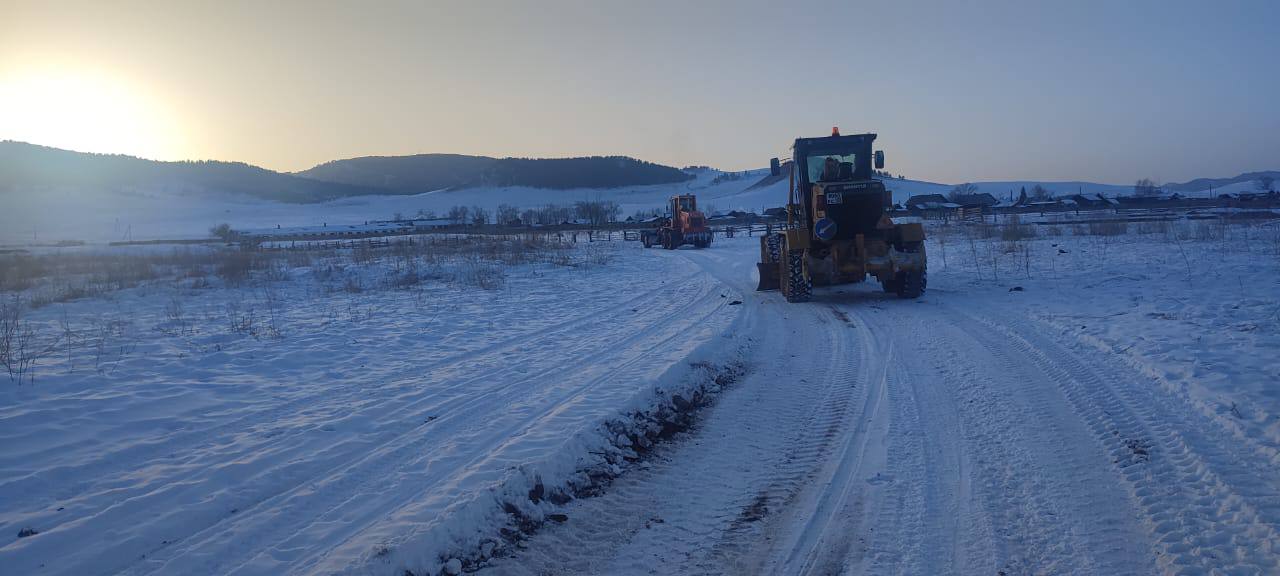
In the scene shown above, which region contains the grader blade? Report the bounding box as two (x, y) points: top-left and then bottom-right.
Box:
(756, 262), (780, 291)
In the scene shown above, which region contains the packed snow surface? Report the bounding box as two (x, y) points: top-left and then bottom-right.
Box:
(2, 218), (1278, 575)
(487, 224), (1280, 575)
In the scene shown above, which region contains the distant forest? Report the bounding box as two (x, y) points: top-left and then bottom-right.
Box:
(300, 154), (694, 193)
(2, 143), (696, 203)
(476, 156), (693, 189)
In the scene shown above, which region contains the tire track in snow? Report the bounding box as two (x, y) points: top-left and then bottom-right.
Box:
(483, 254), (870, 575)
(761, 311), (889, 576)
(907, 303), (1149, 575)
(950, 306), (1280, 574)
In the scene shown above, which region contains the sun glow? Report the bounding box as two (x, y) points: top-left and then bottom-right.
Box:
(0, 67), (184, 160)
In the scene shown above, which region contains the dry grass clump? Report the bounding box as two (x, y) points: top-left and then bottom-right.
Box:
(999, 216), (1037, 241)
(1087, 221), (1129, 236)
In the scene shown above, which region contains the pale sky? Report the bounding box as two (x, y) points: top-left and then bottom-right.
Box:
(2, 0), (1277, 184)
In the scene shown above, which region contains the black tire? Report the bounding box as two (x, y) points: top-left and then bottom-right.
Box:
(765, 233), (782, 263)
(896, 269), (926, 299)
(881, 276), (900, 293)
(783, 249), (811, 303)
(642, 235), (653, 248)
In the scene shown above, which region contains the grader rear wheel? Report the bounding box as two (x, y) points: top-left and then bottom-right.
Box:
(893, 241), (926, 299)
(897, 269), (926, 299)
(880, 276), (900, 293)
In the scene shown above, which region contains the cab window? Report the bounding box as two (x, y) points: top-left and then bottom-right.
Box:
(806, 153), (857, 182)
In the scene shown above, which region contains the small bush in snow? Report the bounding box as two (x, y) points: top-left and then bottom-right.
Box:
(1087, 221), (1129, 236)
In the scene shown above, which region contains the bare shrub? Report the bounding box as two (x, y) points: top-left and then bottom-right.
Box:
(343, 276), (364, 293)
(0, 296), (18, 379)
(285, 250), (316, 268)
(162, 294), (189, 335)
(353, 243), (377, 265)
(580, 244), (616, 266)
(261, 287), (284, 339)
(225, 302), (257, 336)
(1192, 220), (1225, 241)
(1000, 216), (1036, 241)
(457, 261), (506, 290)
(89, 317), (136, 375)
(1135, 220), (1172, 236)
(1087, 221), (1129, 236)
(0, 254), (44, 291)
(970, 222), (998, 240)
(216, 252), (254, 284)
(1, 296), (61, 385)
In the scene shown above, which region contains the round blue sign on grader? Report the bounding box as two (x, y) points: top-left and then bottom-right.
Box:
(815, 217), (838, 241)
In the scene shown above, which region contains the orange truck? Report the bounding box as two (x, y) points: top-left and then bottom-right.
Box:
(641, 194), (712, 249)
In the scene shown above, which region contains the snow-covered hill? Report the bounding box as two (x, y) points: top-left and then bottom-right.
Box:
(3, 143), (1273, 246)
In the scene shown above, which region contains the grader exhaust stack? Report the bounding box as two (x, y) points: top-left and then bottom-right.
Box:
(756, 131), (927, 302)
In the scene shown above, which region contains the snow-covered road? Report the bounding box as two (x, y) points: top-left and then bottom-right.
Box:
(490, 235), (1280, 575)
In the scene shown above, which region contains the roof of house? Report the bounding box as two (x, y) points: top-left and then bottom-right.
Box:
(951, 193), (1000, 207)
(905, 194), (949, 207)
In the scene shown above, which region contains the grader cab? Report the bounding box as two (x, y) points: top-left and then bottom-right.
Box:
(757, 129), (926, 302)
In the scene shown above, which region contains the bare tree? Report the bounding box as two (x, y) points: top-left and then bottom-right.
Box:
(1134, 178), (1161, 197)
(496, 204), (520, 226)
(447, 205), (469, 225)
(948, 183), (979, 203)
(1030, 184), (1053, 201)
(209, 223), (236, 241)
(573, 200), (621, 226)
(470, 205), (490, 226)
(1256, 175), (1275, 192)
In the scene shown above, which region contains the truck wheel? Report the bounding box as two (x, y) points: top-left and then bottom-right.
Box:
(642, 235), (652, 248)
(896, 269), (926, 299)
(783, 249), (811, 303)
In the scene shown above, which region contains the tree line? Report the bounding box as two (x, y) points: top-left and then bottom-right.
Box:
(400, 200), (623, 227)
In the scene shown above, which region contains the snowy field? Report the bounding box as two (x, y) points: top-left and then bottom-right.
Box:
(0, 236), (743, 575)
(2, 217), (1279, 575)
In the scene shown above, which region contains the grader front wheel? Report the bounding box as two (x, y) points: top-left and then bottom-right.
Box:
(781, 249), (811, 303)
(755, 233), (783, 291)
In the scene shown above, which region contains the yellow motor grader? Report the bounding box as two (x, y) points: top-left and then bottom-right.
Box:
(757, 129), (926, 303)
